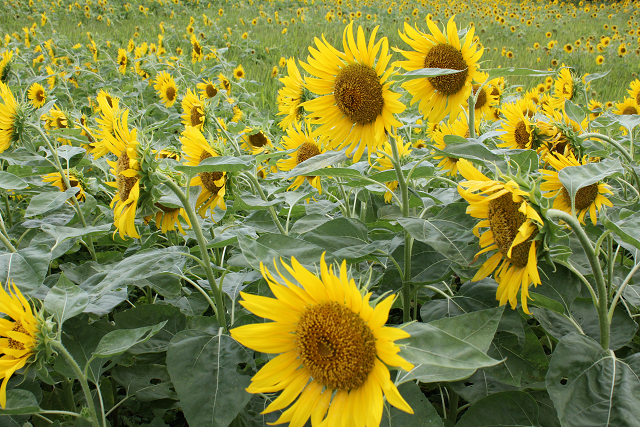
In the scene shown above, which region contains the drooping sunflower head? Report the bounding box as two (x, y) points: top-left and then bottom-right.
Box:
(230, 254), (414, 427)
(613, 97), (640, 116)
(397, 17), (482, 124)
(152, 200), (191, 234)
(197, 79), (218, 99)
(300, 22), (405, 162)
(27, 82), (46, 108)
(190, 34), (203, 63)
(181, 89), (206, 130)
(277, 57), (307, 130)
(277, 122), (325, 194)
(42, 105), (70, 131)
(0, 82), (24, 153)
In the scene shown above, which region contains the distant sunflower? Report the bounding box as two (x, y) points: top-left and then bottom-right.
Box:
(373, 136), (412, 202)
(0, 51), (13, 83)
(550, 67), (576, 109)
(117, 48), (128, 74)
(218, 73), (231, 94)
(180, 126), (226, 217)
(540, 153), (613, 225)
(301, 22), (405, 162)
(497, 102), (538, 150)
(0, 82), (20, 152)
(397, 18), (482, 124)
(233, 64), (245, 80)
(613, 97), (640, 116)
(588, 100), (604, 120)
(190, 34), (203, 63)
(277, 58), (306, 130)
(470, 72), (499, 118)
(197, 79), (218, 99)
(27, 83), (46, 108)
(457, 159), (543, 314)
(277, 123), (325, 194)
(42, 169), (86, 201)
(230, 254), (414, 427)
(240, 128), (273, 154)
(181, 89), (206, 130)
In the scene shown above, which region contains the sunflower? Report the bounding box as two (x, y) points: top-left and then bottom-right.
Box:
(301, 22), (405, 162)
(277, 123), (325, 194)
(117, 48), (128, 74)
(230, 254), (414, 427)
(105, 111), (142, 239)
(190, 34), (203, 63)
(180, 126), (227, 217)
(628, 79), (640, 106)
(233, 64), (245, 80)
(550, 67), (577, 109)
(588, 100), (604, 120)
(197, 79), (218, 99)
(469, 72), (499, 118)
(45, 65), (57, 90)
(613, 97), (640, 116)
(457, 159), (543, 314)
(42, 105), (69, 131)
(540, 153), (613, 225)
(0, 50), (13, 83)
(218, 73), (231, 94)
(42, 170), (86, 201)
(27, 83), (46, 108)
(92, 91), (122, 159)
(0, 280), (39, 409)
(431, 116), (474, 176)
(497, 102), (538, 150)
(181, 89), (206, 130)
(277, 58), (306, 130)
(537, 106), (586, 158)
(397, 18), (482, 124)
(373, 136), (412, 202)
(240, 128), (273, 154)
(0, 82), (20, 152)
(152, 202), (191, 234)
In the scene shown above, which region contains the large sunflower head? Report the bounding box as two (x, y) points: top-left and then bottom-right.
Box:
(539, 153), (613, 225)
(230, 254), (414, 427)
(397, 17), (483, 124)
(497, 102), (540, 150)
(181, 89), (206, 130)
(152, 201), (191, 234)
(457, 159), (544, 314)
(277, 123), (326, 194)
(0, 82), (23, 153)
(300, 22), (405, 163)
(277, 57), (307, 130)
(27, 82), (46, 108)
(42, 105), (70, 131)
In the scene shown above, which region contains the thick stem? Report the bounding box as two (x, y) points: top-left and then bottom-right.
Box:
(155, 174), (227, 330)
(467, 94), (476, 139)
(49, 341), (101, 427)
(446, 384), (459, 422)
(547, 209), (609, 349)
(0, 226), (16, 252)
(243, 172), (287, 235)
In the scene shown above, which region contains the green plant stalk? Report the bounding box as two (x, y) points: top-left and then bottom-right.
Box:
(389, 138), (412, 322)
(30, 124), (97, 261)
(0, 226), (16, 252)
(3, 194), (12, 228)
(155, 173), (228, 330)
(609, 261), (640, 322)
(446, 383), (459, 422)
(547, 209), (610, 349)
(243, 171), (287, 235)
(49, 340), (101, 427)
(467, 94), (477, 139)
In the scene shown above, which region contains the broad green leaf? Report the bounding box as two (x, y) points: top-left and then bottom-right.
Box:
(174, 155), (254, 173)
(40, 223), (112, 252)
(237, 233), (329, 270)
(535, 263), (582, 313)
(381, 381), (444, 427)
(428, 306), (505, 353)
(24, 188), (78, 217)
(0, 172), (28, 190)
(0, 390), (40, 416)
(302, 217), (368, 252)
(55, 317), (111, 383)
(167, 329), (254, 427)
(433, 141), (503, 164)
(310, 167), (363, 179)
(44, 273), (88, 326)
(528, 291), (565, 313)
(282, 150), (347, 178)
(546, 333), (640, 427)
(111, 364), (177, 402)
(569, 298), (637, 351)
(449, 370), (517, 404)
(558, 158), (623, 205)
(92, 322), (166, 358)
(611, 113), (640, 132)
(584, 70), (610, 84)
(507, 150), (539, 176)
(233, 194), (279, 210)
(420, 278), (499, 321)
(0, 245), (51, 295)
(456, 391), (541, 427)
(485, 67), (555, 80)
(604, 208), (640, 251)
(395, 67), (466, 82)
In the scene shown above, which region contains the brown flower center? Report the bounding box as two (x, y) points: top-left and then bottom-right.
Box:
(488, 193), (537, 268)
(248, 131), (268, 148)
(35, 89), (45, 102)
(514, 121), (531, 148)
(622, 106), (639, 115)
(165, 86), (176, 101)
(190, 105), (204, 127)
(205, 84), (217, 98)
(561, 183), (599, 211)
(193, 42), (202, 56)
(474, 85), (487, 110)
(296, 142), (321, 165)
(333, 63), (384, 125)
(296, 301), (376, 391)
(636, 92), (640, 106)
(116, 151), (139, 201)
(423, 43), (469, 95)
(8, 320), (30, 350)
(198, 152), (224, 195)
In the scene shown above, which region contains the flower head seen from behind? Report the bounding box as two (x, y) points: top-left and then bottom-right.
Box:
(231, 254), (414, 427)
(0, 281), (38, 409)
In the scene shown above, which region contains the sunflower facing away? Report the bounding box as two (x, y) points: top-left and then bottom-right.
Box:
(457, 159), (543, 314)
(0, 280), (39, 409)
(300, 22), (405, 163)
(42, 169), (86, 201)
(277, 123), (325, 194)
(27, 83), (46, 108)
(0, 82), (19, 153)
(396, 18), (482, 124)
(230, 254), (414, 427)
(539, 153), (613, 225)
(180, 126), (227, 217)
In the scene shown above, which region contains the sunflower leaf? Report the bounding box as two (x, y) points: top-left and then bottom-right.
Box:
(0, 390), (40, 415)
(24, 188), (79, 217)
(174, 155), (254, 173)
(484, 67), (555, 81)
(44, 273), (89, 326)
(92, 321), (167, 358)
(558, 158), (623, 205)
(455, 391), (542, 427)
(0, 171), (28, 190)
(394, 67), (467, 83)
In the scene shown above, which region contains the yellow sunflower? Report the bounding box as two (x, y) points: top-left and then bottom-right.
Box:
(117, 48), (128, 74)
(550, 67), (577, 110)
(373, 136), (412, 202)
(27, 83), (46, 108)
(218, 73), (231, 94)
(152, 202), (191, 234)
(105, 111), (142, 239)
(627, 79), (640, 106)
(432, 116), (475, 176)
(180, 126), (227, 217)
(42, 170), (86, 201)
(42, 105), (69, 131)
(497, 102), (538, 150)
(230, 254), (414, 427)
(457, 159), (543, 314)
(397, 18), (482, 124)
(233, 64), (245, 80)
(537, 106), (586, 158)
(300, 22), (405, 163)
(613, 97), (640, 116)
(181, 89), (206, 130)
(0, 82), (19, 153)
(240, 128), (273, 154)
(588, 100), (604, 120)
(469, 72), (499, 118)
(277, 123), (325, 194)
(539, 153), (613, 225)
(0, 51), (13, 83)
(197, 79), (218, 99)
(0, 281), (39, 409)
(190, 34), (203, 63)
(92, 91), (122, 159)
(277, 58), (305, 130)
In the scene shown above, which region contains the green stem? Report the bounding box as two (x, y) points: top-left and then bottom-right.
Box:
(49, 341), (101, 427)
(446, 384), (459, 422)
(155, 173), (228, 330)
(243, 172), (287, 235)
(609, 261), (640, 322)
(3, 194), (12, 228)
(0, 223), (16, 253)
(30, 124), (97, 261)
(467, 94), (476, 139)
(547, 209), (609, 349)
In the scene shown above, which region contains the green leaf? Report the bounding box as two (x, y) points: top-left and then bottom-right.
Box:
(44, 273), (88, 326)
(420, 278), (499, 321)
(546, 333), (640, 427)
(174, 155), (254, 173)
(40, 223), (112, 252)
(604, 208), (640, 251)
(584, 70), (610, 84)
(282, 150), (347, 178)
(24, 188), (78, 217)
(432, 140), (503, 164)
(569, 298), (637, 351)
(485, 67), (556, 80)
(381, 381), (444, 427)
(0, 245), (52, 295)
(111, 364), (177, 402)
(92, 322), (167, 358)
(456, 391), (541, 427)
(237, 233), (328, 270)
(167, 330), (254, 427)
(233, 194), (280, 211)
(507, 150), (539, 176)
(528, 292), (565, 313)
(302, 217), (368, 252)
(558, 158), (623, 205)
(0, 390), (40, 416)
(55, 317), (111, 383)
(395, 67), (466, 82)
(0, 172), (28, 190)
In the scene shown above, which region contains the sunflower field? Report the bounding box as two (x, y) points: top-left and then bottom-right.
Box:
(1, 0), (640, 425)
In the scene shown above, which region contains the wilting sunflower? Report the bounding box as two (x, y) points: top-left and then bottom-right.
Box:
(152, 202), (191, 234)
(197, 79), (218, 99)
(0, 281), (39, 409)
(397, 18), (482, 124)
(181, 89), (206, 130)
(497, 102), (538, 150)
(539, 153), (613, 225)
(230, 254), (414, 427)
(233, 64), (245, 80)
(431, 116), (475, 176)
(117, 48), (128, 74)
(613, 98), (640, 116)
(373, 136), (412, 202)
(180, 126), (227, 217)
(105, 111), (142, 239)
(42, 169), (86, 201)
(457, 159), (543, 314)
(27, 83), (46, 108)
(300, 22), (405, 162)
(240, 128), (273, 154)
(0, 82), (20, 153)
(277, 123), (326, 194)
(277, 58), (306, 130)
